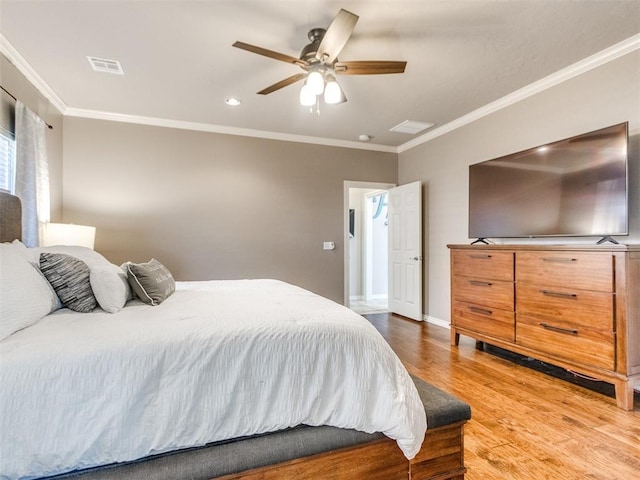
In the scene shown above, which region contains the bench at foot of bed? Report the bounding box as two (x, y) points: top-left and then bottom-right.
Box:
(215, 421), (467, 480)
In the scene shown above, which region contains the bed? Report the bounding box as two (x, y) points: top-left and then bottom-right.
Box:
(0, 191), (470, 480)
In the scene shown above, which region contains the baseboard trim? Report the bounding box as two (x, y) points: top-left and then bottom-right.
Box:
(424, 315), (450, 329)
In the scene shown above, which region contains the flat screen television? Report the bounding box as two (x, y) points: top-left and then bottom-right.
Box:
(468, 122), (628, 242)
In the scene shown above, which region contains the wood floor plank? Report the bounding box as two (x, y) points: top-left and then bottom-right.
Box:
(364, 313), (640, 480)
(594, 422), (640, 449)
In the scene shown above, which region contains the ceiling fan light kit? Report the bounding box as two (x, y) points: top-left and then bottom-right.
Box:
(300, 68), (345, 107)
(233, 8), (406, 112)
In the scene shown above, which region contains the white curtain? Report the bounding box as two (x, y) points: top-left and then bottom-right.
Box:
(15, 101), (50, 247)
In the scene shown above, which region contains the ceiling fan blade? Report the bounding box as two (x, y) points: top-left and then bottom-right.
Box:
(233, 41), (308, 67)
(334, 61), (407, 75)
(258, 72), (308, 95)
(316, 9), (359, 64)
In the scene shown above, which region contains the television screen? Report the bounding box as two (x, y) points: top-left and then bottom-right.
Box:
(468, 122), (628, 240)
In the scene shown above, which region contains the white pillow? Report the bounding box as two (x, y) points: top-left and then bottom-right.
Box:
(9, 239), (39, 265)
(37, 245), (111, 269)
(90, 264), (131, 313)
(0, 243), (59, 341)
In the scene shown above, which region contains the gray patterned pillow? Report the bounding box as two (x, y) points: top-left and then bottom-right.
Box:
(39, 253), (97, 313)
(125, 258), (175, 306)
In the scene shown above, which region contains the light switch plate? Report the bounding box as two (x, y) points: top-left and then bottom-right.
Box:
(323, 241), (335, 250)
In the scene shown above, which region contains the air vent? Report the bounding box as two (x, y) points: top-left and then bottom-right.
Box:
(390, 120), (434, 135)
(87, 56), (124, 75)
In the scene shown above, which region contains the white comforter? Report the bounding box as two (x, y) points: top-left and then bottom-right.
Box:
(0, 280), (426, 480)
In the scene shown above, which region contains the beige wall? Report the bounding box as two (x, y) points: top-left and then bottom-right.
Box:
(0, 54), (64, 220)
(399, 50), (640, 323)
(62, 117), (397, 303)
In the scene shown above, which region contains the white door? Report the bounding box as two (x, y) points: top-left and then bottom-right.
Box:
(388, 181), (423, 320)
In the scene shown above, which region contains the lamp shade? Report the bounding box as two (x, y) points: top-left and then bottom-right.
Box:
(299, 84), (316, 106)
(43, 223), (96, 249)
(306, 70), (325, 96)
(324, 79), (342, 104)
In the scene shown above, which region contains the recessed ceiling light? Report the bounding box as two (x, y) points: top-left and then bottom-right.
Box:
(390, 120), (435, 135)
(225, 98), (242, 106)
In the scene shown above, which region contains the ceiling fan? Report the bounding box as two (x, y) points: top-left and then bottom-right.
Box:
(232, 9), (407, 105)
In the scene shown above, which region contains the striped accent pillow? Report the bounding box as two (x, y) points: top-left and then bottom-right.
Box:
(39, 253), (97, 313)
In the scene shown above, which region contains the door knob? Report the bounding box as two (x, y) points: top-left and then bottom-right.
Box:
(410, 256), (422, 261)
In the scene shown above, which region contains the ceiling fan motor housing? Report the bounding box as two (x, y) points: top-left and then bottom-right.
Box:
(300, 28), (328, 65)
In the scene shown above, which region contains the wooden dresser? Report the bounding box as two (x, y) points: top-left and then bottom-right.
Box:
(448, 244), (640, 410)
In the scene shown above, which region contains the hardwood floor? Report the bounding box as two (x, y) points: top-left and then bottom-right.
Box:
(364, 313), (640, 480)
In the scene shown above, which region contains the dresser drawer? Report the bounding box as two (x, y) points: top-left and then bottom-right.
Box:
(452, 301), (515, 342)
(516, 284), (613, 331)
(452, 275), (513, 311)
(516, 314), (615, 370)
(451, 250), (514, 281)
(516, 252), (612, 292)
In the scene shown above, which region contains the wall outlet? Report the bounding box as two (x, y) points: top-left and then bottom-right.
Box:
(323, 241), (335, 250)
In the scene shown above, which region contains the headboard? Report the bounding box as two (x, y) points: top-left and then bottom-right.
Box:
(0, 191), (22, 243)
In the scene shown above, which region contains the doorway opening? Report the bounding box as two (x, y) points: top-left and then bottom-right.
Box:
(344, 181), (395, 314)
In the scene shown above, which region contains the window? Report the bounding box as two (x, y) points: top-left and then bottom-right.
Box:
(0, 128), (16, 193)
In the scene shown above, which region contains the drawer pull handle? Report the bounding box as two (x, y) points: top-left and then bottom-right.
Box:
(469, 280), (493, 287)
(540, 289), (578, 299)
(469, 254), (492, 259)
(540, 323), (578, 335)
(469, 306), (493, 316)
(540, 257), (577, 263)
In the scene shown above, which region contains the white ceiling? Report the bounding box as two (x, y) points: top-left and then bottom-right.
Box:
(1, 0), (639, 151)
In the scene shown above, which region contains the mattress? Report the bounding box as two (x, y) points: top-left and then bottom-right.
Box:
(0, 279), (426, 480)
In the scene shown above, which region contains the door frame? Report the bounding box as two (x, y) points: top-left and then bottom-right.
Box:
(343, 180), (395, 307)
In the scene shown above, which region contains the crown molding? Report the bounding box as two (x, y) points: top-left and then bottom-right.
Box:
(397, 33), (640, 153)
(0, 34), (67, 114)
(64, 108), (398, 153)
